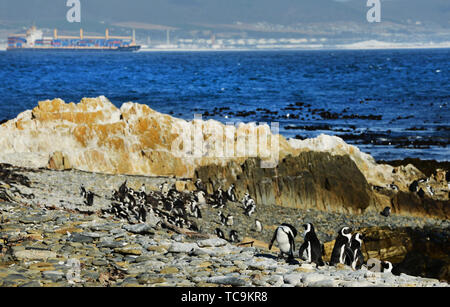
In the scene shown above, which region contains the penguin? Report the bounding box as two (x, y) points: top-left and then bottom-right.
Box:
(244, 202), (256, 217)
(409, 180), (419, 192)
(269, 223), (297, 260)
(159, 182), (170, 196)
(137, 205), (147, 223)
(255, 219), (263, 232)
(426, 185), (435, 197)
(348, 233), (364, 270)
(229, 230), (239, 243)
(381, 261), (393, 273)
(195, 190), (207, 207)
(192, 203), (202, 219)
(225, 215), (234, 226)
(388, 183), (399, 191)
(418, 178), (429, 184)
(241, 193), (251, 208)
(194, 179), (207, 193)
(226, 184), (237, 202)
(84, 191), (94, 206)
(218, 211), (227, 225)
(215, 228), (225, 240)
(380, 206), (391, 217)
(80, 184), (87, 198)
(298, 223), (324, 267)
(329, 226), (352, 266)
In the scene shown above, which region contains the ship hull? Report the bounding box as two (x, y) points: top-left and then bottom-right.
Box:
(6, 46), (140, 52)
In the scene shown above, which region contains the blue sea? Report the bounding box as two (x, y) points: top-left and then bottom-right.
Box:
(0, 49), (449, 161)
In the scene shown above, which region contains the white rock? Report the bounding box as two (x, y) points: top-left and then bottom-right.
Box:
(283, 273), (304, 286)
(167, 242), (198, 253)
(196, 238), (228, 248)
(302, 272), (329, 284)
(14, 250), (57, 260)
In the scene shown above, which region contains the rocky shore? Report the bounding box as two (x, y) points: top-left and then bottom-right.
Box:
(0, 97), (449, 287)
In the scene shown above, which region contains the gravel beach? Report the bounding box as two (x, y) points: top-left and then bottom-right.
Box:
(0, 165), (448, 287)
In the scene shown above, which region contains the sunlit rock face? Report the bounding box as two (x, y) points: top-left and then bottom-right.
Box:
(0, 96), (291, 177)
(0, 96), (423, 186)
(289, 135), (425, 191)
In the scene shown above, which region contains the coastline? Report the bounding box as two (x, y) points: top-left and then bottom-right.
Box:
(0, 96), (449, 286)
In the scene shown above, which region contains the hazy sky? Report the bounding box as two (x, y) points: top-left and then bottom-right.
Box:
(0, 0), (448, 28)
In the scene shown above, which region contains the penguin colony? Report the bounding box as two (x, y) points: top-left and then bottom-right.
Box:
(94, 179), (393, 272)
(98, 179), (251, 243)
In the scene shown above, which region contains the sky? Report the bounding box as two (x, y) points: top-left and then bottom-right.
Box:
(0, 0), (448, 27)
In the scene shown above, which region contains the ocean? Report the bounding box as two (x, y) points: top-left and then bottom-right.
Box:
(0, 49), (448, 161)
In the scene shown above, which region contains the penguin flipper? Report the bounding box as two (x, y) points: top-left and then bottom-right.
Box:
(268, 229), (277, 250)
(298, 242), (307, 260)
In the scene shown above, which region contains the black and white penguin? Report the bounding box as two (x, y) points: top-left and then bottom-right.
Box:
(381, 261), (393, 273)
(159, 182), (170, 196)
(255, 219), (263, 232)
(218, 211), (227, 225)
(388, 183), (399, 191)
(380, 206), (391, 217)
(269, 223), (297, 260)
(118, 180), (128, 198)
(194, 179), (207, 193)
(84, 191), (94, 206)
(215, 228), (225, 240)
(137, 205), (147, 223)
(298, 223), (324, 267)
(80, 184), (87, 198)
(329, 226), (352, 266)
(226, 184), (237, 202)
(426, 185), (435, 197)
(418, 177), (429, 184)
(348, 233), (364, 270)
(225, 215), (234, 226)
(192, 203), (202, 219)
(241, 193), (251, 208)
(229, 230), (239, 243)
(195, 190), (207, 207)
(244, 202), (256, 217)
(409, 180), (419, 193)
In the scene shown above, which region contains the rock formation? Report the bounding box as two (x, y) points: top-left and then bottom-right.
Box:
(0, 96), (448, 218)
(0, 96), (290, 177)
(195, 153), (376, 214)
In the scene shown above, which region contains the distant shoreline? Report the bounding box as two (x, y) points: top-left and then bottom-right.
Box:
(2, 42), (450, 53)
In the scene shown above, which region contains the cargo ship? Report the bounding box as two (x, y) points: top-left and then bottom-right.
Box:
(7, 26), (140, 52)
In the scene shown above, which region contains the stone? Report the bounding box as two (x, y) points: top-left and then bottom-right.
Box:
(168, 242), (197, 253)
(122, 223), (154, 235)
(196, 238), (228, 248)
(302, 273), (329, 284)
(114, 245), (142, 256)
(283, 273), (304, 286)
(42, 270), (66, 282)
(160, 267), (179, 274)
(14, 250), (57, 260)
(206, 276), (247, 287)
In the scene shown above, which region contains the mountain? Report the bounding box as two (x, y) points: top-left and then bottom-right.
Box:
(0, 0), (448, 42)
